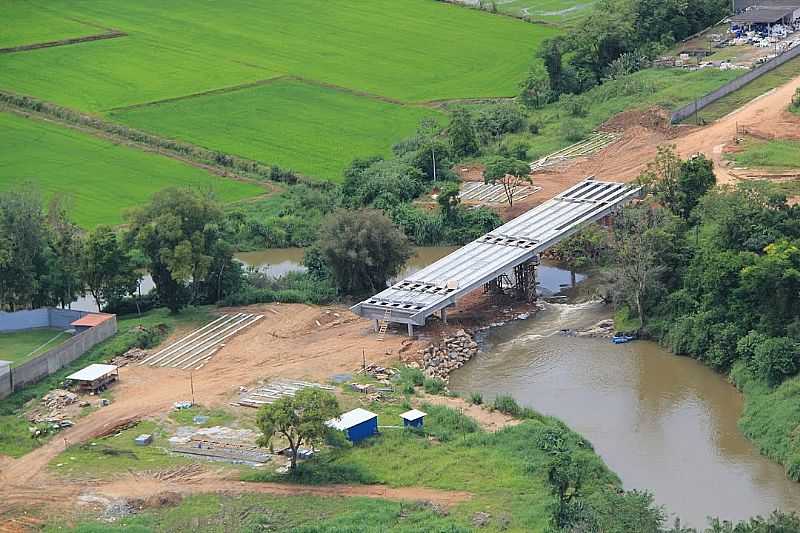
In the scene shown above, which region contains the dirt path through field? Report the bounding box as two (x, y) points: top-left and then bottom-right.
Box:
(93, 475), (472, 506)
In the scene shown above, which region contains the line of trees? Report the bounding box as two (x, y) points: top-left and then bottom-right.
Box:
(0, 187), (244, 314)
(520, 0), (730, 105)
(607, 147), (800, 391)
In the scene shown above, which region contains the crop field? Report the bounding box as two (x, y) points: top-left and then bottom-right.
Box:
(0, 4), (103, 49)
(0, 112), (264, 227)
(1, 0), (554, 184)
(112, 79), (442, 182)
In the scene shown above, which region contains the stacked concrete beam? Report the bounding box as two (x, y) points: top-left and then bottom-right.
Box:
(139, 313), (263, 370)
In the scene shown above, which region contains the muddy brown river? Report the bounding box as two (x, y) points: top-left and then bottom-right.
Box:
(449, 299), (800, 527)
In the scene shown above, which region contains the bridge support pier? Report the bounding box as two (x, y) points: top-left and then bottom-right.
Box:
(441, 307), (448, 324)
(407, 323), (414, 336)
(514, 260), (538, 303)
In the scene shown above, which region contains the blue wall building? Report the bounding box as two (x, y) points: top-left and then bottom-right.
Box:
(400, 409), (427, 429)
(326, 408), (378, 443)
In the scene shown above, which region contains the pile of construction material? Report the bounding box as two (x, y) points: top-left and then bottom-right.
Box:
(420, 329), (479, 381)
(140, 313), (263, 370)
(27, 389), (81, 426)
(235, 379), (334, 408)
(169, 426), (270, 464)
(109, 347), (148, 367)
(359, 363), (397, 383)
(459, 182), (540, 205)
(529, 132), (620, 173)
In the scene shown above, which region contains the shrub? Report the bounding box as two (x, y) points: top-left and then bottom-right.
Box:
(396, 366), (425, 392)
(469, 392), (483, 405)
(560, 119), (588, 143)
(493, 394), (521, 416)
(423, 377), (446, 395)
(528, 122), (540, 135)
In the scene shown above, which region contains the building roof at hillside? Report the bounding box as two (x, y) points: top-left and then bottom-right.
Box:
(70, 313), (114, 328)
(325, 408), (377, 431)
(66, 363), (117, 382)
(731, 6), (795, 23)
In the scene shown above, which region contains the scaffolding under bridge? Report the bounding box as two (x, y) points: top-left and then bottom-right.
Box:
(350, 178), (642, 335)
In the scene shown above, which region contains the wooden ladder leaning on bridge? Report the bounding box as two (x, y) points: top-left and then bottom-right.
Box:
(377, 308), (392, 341)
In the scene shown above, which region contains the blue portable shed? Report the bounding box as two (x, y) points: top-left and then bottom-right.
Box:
(326, 408), (378, 443)
(400, 409), (426, 429)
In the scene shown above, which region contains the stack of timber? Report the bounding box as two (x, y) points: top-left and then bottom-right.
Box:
(139, 313), (263, 370)
(529, 132), (620, 173)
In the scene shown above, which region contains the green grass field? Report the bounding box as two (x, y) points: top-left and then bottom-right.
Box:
(729, 139), (800, 169)
(686, 56), (800, 124)
(0, 0), (554, 111)
(0, 4), (102, 48)
(0, 328), (68, 366)
(112, 80), (442, 182)
(1, 0), (554, 185)
(0, 112), (264, 227)
(46, 493), (466, 532)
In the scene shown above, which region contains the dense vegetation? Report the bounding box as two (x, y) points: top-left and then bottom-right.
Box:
(529, 0), (730, 100)
(582, 148), (800, 482)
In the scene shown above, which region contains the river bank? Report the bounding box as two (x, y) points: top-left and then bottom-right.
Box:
(448, 295), (800, 527)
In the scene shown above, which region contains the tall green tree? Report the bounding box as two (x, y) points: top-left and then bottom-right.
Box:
(46, 197), (83, 309)
(127, 188), (236, 312)
(483, 156), (532, 207)
(612, 204), (678, 329)
(256, 388), (339, 471)
(640, 146), (715, 219)
(448, 107), (479, 159)
(317, 209), (412, 295)
(81, 225), (140, 312)
(0, 188), (50, 310)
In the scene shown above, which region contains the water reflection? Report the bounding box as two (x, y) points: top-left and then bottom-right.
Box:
(450, 301), (800, 527)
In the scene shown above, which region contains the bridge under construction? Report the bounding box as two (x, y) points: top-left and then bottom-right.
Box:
(350, 178), (642, 335)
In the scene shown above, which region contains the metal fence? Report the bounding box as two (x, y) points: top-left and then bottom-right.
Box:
(671, 44), (800, 124)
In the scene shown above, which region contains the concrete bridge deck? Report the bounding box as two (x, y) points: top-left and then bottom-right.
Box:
(350, 178), (641, 333)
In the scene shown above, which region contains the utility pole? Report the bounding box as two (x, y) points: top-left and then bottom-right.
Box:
(432, 147), (437, 182)
(190, 371), (195, 404)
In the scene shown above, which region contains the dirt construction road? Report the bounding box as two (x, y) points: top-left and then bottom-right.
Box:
(528, 72), (800, 199)
(0, 303), (445, 522)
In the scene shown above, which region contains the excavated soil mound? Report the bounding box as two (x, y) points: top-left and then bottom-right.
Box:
(600, 106), (676, 137)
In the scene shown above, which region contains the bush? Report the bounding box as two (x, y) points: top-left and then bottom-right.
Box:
(423, 377), (446, 395)
(528, 122), (540, 135)
(493, 394), (521, 416)
(103, 292), (160, 316)
(474, 103), (525, 142)
(469, 392), (483, 405)
(560, 119), (588, 143)
(220, 271), (337, 306)
(397, 366), (425, 387)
